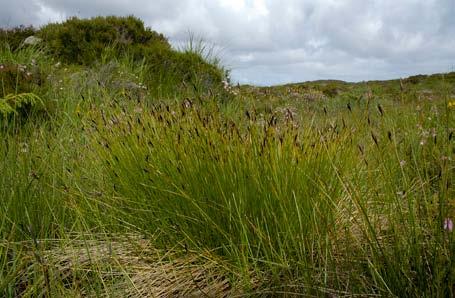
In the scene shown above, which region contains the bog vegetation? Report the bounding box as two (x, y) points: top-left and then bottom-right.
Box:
(1, 16), (454, 297)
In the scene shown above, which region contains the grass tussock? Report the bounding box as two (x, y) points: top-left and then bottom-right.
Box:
(1, 16), (455, 297)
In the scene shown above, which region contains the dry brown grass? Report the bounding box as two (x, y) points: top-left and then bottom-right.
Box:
(5, 233), (256, 297)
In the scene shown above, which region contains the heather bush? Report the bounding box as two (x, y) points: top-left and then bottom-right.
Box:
(38, 15), (169, 65)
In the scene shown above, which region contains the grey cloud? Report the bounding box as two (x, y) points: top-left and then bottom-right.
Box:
(0, 1), (42, 27)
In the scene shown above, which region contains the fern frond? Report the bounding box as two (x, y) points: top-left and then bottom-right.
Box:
(0, 92), (44, 115)
(0, 99), (15, 115)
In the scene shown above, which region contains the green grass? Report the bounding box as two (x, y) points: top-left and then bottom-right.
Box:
(1, 37), (454, 296)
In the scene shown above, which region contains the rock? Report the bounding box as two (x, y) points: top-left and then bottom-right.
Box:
(23, 36), (42, 46)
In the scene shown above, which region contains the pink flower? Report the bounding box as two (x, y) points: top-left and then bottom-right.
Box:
(443, 218), (453, 232)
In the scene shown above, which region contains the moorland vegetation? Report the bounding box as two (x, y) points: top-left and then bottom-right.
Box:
(1, 15), (454, 297)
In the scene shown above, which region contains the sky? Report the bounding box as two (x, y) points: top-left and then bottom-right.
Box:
(1, 0), (454, 86)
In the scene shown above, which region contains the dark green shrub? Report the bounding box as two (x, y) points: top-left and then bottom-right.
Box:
(38, 15), (170, 65)
(320, 83), (340, 97)
(314, 82), (347, 98)
(405, 74), (427, 85)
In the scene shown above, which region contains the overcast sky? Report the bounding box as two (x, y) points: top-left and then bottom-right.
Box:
(1, 0), (454, 85)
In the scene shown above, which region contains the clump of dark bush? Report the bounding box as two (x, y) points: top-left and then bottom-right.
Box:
(314, 82), (347, 98)
(0, 25), (37, 51)
(38, 15), (170, 65)
(405, 74), (427, 85)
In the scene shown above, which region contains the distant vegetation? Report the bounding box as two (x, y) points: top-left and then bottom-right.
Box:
(1, 16), (454, 297)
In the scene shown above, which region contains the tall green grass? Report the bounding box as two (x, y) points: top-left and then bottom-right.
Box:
(1, 43), (454, 296)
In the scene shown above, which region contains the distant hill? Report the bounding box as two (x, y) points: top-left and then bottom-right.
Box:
(239, 71), (455, 104)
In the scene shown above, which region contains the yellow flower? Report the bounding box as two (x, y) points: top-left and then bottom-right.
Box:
(449, 101), (455, 109)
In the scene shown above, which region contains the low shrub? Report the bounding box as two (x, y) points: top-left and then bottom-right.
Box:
(38, 15), (170, 65)
(406, 74), (427, 85)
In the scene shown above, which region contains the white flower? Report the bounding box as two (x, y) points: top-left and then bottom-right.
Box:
(20, 142), (29, 153)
